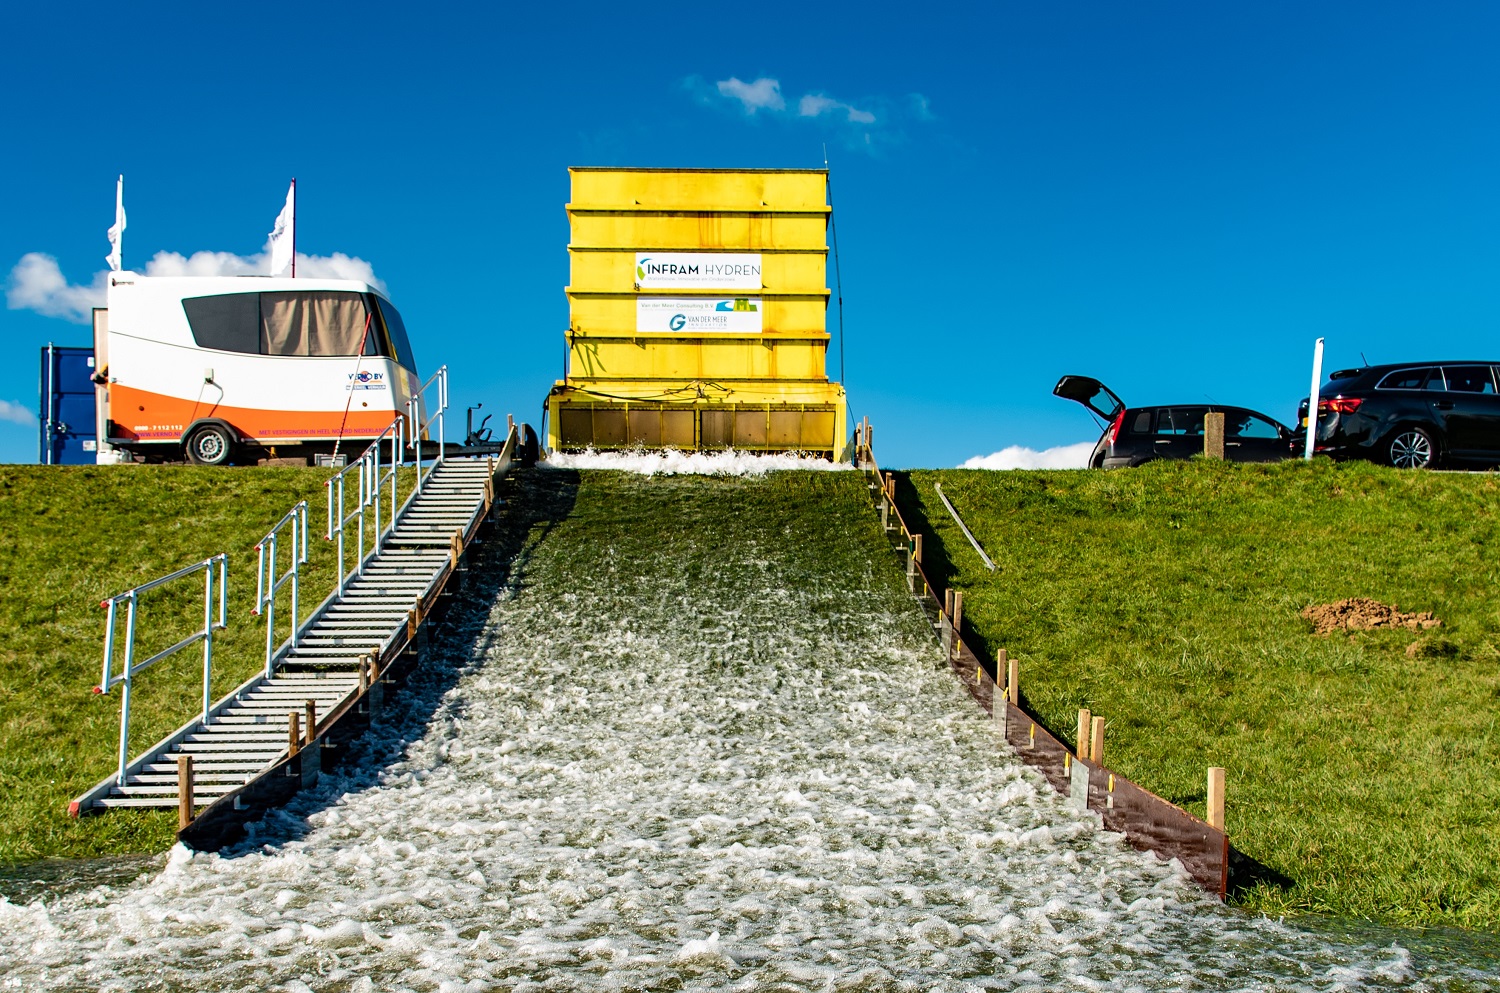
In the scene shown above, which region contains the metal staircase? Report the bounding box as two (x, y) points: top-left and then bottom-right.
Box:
(72, 369), (515, 817)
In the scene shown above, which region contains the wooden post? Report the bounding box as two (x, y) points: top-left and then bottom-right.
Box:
(305, 700), (317, 746)
(1077, 709), (1092, 760)
(1090, 716), (1106, 766)
(359, 654), (370, 693)
(950, 590), (963, 660)
(288, 711), (301, 757)
(1005, 651), (1018, 705)
(177, 754), (194, 831)
(1204, 411), (1225, 460)
(1207, 767), (1226, 830)
(864, 419), (872, 460)
(449, 528), (464, 573)
(942, 589), (954, 656)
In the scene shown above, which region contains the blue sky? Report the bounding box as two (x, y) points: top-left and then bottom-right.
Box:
(4, 1), (1499, 468)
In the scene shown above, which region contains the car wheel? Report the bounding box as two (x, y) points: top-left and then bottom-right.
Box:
(186, 424), (234, 466)
(1387, 426), (1436, 469)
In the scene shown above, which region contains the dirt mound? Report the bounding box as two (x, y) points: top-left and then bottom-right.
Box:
(1301, 597), (1442, 635)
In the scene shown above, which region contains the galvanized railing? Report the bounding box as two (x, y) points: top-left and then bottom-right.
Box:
(253, 501), (310, 678)
(407, 365), (449, 493)
(326, 416), (406, 596)
(94, 554), (229, 786)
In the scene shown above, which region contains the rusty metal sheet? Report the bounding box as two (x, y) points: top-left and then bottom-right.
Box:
(1088, 763), (1228, 897)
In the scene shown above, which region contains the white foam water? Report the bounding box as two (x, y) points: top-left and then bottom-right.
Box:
(0, 471), (1493, 991)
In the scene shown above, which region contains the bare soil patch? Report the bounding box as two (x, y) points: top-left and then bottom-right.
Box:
(1301, 597), (1442, 635)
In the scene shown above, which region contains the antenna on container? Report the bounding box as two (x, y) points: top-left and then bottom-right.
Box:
(824, 144), (846, 386)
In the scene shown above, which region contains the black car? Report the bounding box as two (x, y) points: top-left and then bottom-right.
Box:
(1055, 375), (1294, 468)
(1295, 361), (1500, 469)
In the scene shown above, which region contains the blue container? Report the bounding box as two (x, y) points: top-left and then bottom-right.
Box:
(39, 344), (97, 465)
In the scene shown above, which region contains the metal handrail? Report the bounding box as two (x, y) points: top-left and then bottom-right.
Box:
(95, 554), (229, 786)
(326, 416), (405, 597)
(253, 501), (310, 678)
(407, 365), (449, 493)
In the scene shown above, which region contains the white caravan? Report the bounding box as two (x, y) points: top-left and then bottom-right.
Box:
(93, 272), (420, 464)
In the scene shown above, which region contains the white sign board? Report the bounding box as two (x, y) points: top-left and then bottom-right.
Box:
(635, 253), (762, 290)
(636, 297), (764, 334)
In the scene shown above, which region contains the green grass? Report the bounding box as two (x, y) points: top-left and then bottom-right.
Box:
(0, 464), (412, 864)
(899, 458), (1500, 931)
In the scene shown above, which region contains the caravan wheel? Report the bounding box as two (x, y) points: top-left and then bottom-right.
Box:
(186, 424), (233, 466)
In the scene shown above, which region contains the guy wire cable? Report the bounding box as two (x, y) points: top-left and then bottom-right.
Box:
(824, 146), (847, 385)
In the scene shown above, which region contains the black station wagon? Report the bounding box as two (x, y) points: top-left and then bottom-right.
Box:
(1295, 361), (1500, 469)
(1055, 375), (1294, 469)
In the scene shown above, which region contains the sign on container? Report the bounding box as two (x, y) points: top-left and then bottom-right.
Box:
(636, 297), (764, 334)
(635, 253), (762, 290)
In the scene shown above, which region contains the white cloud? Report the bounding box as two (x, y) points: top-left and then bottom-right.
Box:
(798, 93), (876, 125)
(961, 442), (1097, 470)
(0, 399), (35, 425)
(716, 77), (785, 114)
(143, 249), (384, 290)
(6, 253), (108, 324)
(7, 246), (386, 324)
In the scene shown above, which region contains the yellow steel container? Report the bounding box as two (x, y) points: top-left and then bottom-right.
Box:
(549, 168), (848, 458)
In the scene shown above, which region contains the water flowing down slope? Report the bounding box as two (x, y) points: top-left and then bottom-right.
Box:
(0, 467), (1493, 991)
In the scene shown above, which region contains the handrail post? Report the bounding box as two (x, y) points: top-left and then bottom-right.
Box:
(335, 474), (346, 597)
(438, 367), (447, 458)
(99, 598), (118, 692)
(217, 554), (227, 631)
(289, 511), (301, 650)
(117, 593), (138, 786)
(264, 531), (277, 679)
(201, 564), (213, 725)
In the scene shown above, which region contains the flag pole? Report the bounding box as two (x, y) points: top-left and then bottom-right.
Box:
(290, 178), (296, 278)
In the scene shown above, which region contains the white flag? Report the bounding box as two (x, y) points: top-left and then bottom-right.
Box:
(268, 180), (295, 276)
(105, 175), (125, 272)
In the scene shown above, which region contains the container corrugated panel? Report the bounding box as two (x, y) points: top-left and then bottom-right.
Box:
(569, 168), (830, 213)
(566, 338), (830, 382)
(568, 213), (829, 253)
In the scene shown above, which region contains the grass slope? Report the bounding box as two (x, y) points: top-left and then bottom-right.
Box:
(0, 465), (376, 863)
(901, 459), (1500, 931)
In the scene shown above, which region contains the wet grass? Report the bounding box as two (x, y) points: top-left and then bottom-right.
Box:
(899, 458), (1500, 931)
(0, 464), (412, 865)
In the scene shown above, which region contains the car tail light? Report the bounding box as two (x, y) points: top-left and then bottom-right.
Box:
(1106, 408), (1127, 446)
(1318, 397), (1363, 414)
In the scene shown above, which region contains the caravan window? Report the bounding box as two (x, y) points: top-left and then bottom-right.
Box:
(374, 297), (418, 373)
(260, 292), (370, 356)
(184, 291), (400, 359)
(183, 294), (260, 354)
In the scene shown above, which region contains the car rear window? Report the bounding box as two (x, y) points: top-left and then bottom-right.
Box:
(1129, 411), (1153, 434)
(1376, 367), (1440, 390)
(1441, 366), (1497, 394)
(1156, 407), (1207, 435)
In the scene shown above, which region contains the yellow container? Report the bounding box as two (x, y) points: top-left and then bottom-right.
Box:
(550, 168), (848, 458)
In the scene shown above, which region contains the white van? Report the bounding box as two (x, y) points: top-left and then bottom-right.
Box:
(93, 273), (420, 464)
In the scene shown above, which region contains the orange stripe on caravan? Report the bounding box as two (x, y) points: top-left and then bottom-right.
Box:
(109, 384), (403, 443)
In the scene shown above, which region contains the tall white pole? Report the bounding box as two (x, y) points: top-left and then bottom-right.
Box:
(1304, 337), (1325, 460)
